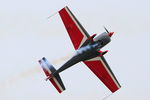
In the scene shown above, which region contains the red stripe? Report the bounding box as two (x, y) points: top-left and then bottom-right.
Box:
(50, 78), (62, 93)
(42, 67), (62, 93)
(59, 7), (84, 49)
(84, 61), (119, 92)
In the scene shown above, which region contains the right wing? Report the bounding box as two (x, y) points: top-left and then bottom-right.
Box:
(83, 56), (121, 93)
(59, 6), (90, 50)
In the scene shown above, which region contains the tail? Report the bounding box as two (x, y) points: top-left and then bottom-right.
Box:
(39, 57), (65, 93)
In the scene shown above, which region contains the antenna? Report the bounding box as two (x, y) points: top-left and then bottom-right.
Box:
(47, 11), (58, 19)
(102, 93), (113, 100)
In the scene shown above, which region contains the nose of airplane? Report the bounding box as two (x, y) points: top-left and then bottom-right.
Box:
(108, 32), (114, 37)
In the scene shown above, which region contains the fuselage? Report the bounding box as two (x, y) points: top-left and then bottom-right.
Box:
(54, 32), (111, 75)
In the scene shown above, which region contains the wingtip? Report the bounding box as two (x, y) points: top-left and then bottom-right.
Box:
(65, 6), (68, 8)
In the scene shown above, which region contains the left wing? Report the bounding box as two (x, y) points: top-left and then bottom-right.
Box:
(59, 6), (90, 50)
(83, 56), (121, 93)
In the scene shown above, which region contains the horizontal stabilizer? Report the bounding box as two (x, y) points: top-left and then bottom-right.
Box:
(39, 57), (65, 93)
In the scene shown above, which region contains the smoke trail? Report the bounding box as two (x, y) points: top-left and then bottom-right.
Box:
(0, 53), (73, 90)
(0, 67), (41, 90)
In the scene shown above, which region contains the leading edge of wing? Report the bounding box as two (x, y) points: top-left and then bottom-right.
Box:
(65, 6), (90, 37)
(84, 56), (121, 93)
(59, 6), (90, 49)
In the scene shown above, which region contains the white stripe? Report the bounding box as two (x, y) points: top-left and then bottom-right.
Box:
(85, 57), (120, 88)
(40, 60), (64, 92)
(99, 57), (121, 88)
(86, 57), (100, 61)
(53, 77), (64, 92)
(65, 7), (88, 49)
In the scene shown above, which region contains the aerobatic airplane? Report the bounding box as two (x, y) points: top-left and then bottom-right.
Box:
(39, 6), (121, 93)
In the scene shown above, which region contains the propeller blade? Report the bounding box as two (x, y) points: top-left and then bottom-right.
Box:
(104, 26), (109, 33)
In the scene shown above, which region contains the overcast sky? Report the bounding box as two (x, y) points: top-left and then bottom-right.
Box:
(0, 0), (150, 100)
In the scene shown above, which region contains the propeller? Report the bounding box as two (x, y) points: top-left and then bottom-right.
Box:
(103, 26), (114, 37)
(104, 26), (109, 33)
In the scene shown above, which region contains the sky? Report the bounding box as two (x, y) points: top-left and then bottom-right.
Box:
(0, 0), (150, 100)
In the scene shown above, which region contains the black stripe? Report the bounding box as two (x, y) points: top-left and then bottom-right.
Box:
(101, 56), (121, 88)
(65, 6), (90, 38)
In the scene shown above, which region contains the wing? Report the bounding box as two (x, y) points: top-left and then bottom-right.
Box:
(83, 56), (121, 93)
(59, 6), (90, 50)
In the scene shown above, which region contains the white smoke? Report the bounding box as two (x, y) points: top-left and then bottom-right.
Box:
(0, 53), (73, 90)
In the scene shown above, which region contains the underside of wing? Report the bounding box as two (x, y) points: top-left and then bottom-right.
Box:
(59, 6), (90, 50)
(83, 56), (121, 93)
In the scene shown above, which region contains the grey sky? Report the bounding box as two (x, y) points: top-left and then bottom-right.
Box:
(0, 0), (150, 100)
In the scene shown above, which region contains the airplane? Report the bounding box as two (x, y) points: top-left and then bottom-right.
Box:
(39, 6), (121, 93)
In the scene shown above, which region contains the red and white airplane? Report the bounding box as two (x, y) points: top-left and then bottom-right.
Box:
(39, 6), (121, 93)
